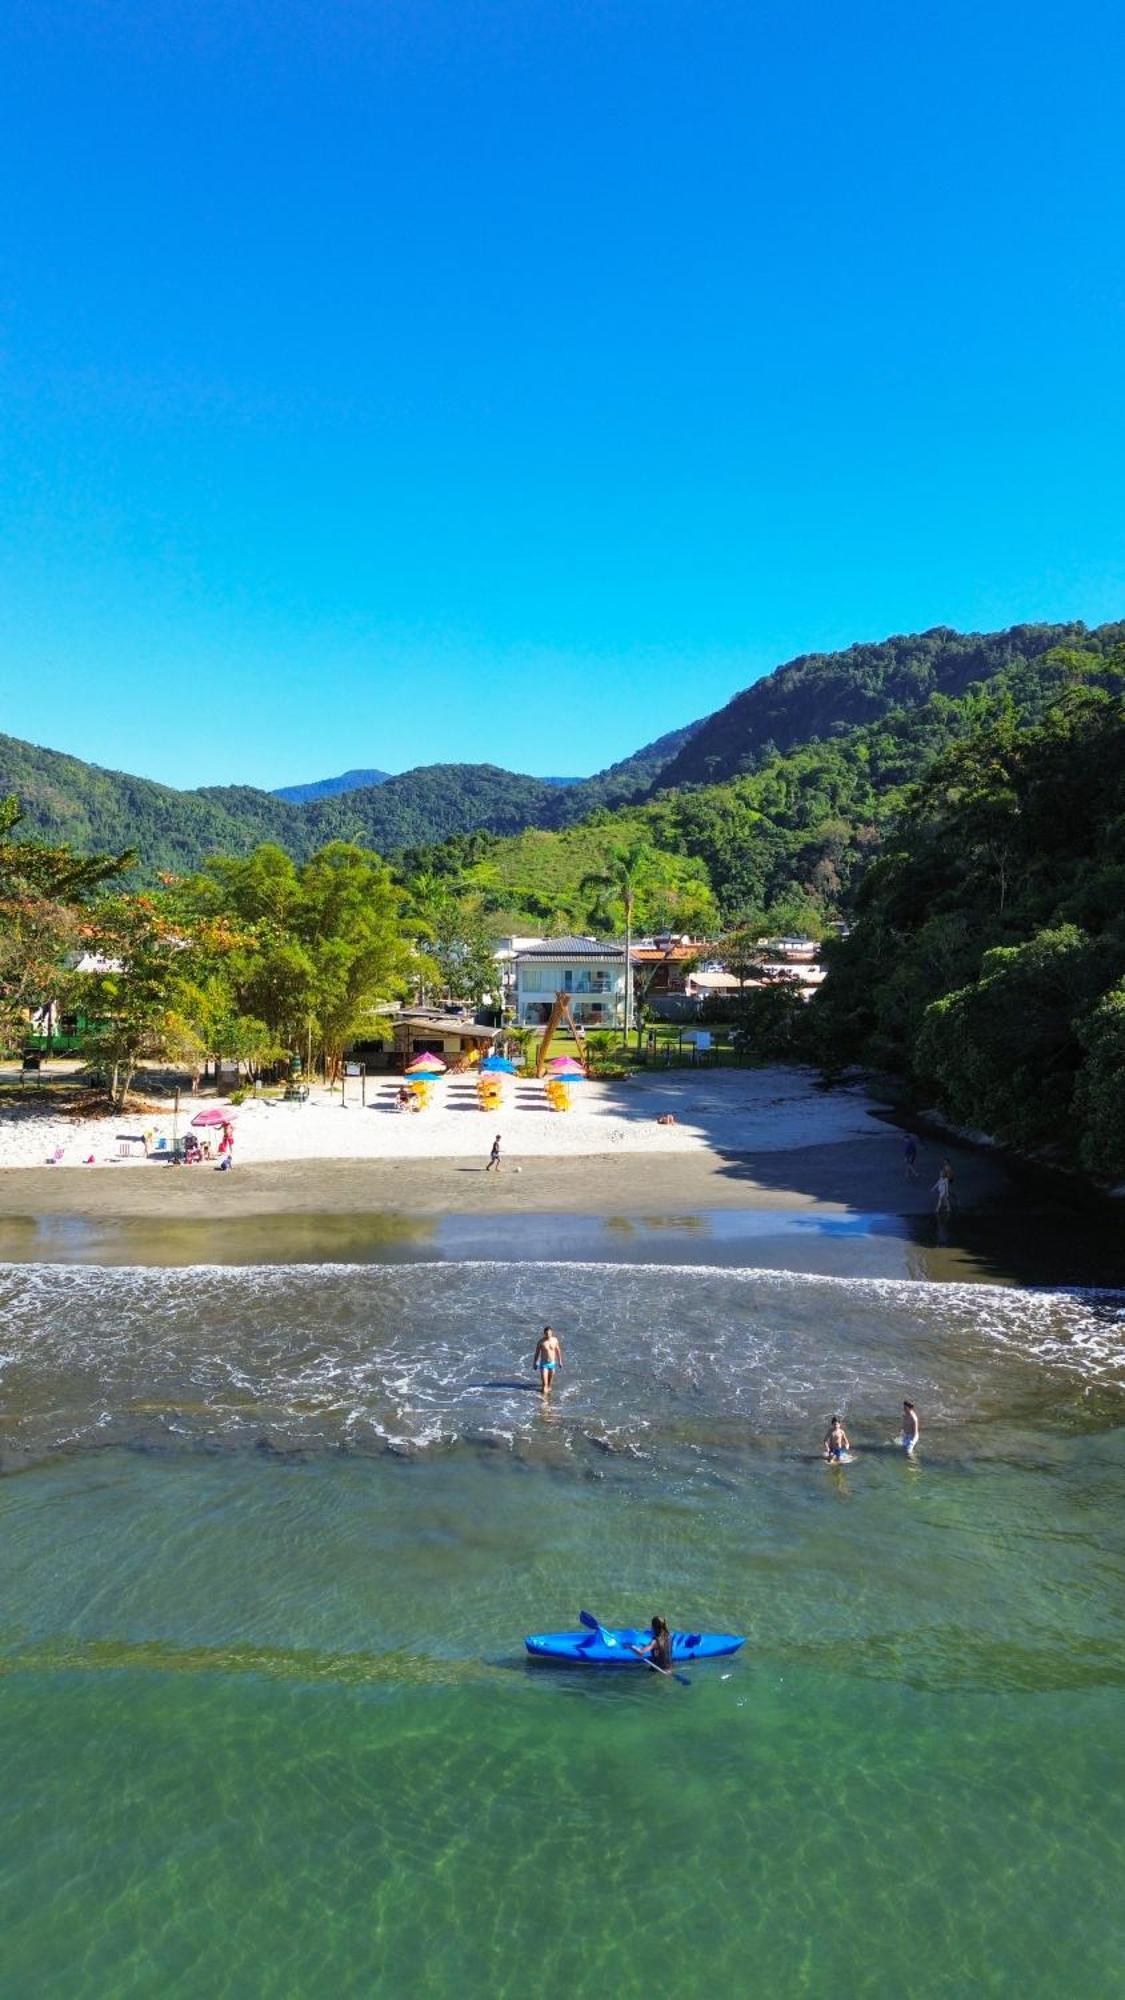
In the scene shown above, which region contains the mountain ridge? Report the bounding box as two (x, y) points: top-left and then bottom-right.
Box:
(0, 719), (704, 875)
(5, 620), (1123, 873)
(652, 620), (1125, 790)
(273, 768), (392, 803)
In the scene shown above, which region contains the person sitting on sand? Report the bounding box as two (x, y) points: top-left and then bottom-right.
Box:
(633, 1616), (673, 1672)
(902, 1400), (920, 1453)
(533, 1326), (563, 1396)
(824, 1415), (850, 1461)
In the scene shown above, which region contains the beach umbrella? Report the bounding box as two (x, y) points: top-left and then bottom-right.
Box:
(191, 1108), (231, 1127)
(480, 1055), (516, 1073)
(405, 1055), (446, 1075)
(546, 1056), (585, 1074)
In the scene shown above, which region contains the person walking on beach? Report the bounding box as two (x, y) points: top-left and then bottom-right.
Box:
(902, 1400), (920, 1453)
(903, 1134), (919, 1180)
(486, 1133), (503, 1173)
(533, 1326), (563, 1396)
(824, 1415), (850, 1461)
(933, 1164), (952, 1216)
(217, 1120), (234, 1171)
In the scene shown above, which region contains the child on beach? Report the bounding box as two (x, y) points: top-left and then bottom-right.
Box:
(486, 1134), (502, 1173)
(933, 1165), (952, 1216)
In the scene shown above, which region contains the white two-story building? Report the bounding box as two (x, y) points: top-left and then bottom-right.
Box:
(513, 936), (627, 1028)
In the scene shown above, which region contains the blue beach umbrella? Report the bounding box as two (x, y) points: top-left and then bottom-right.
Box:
(480, 1055), (517, 1073)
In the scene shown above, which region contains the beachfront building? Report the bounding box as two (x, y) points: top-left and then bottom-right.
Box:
(345, 1009), (498, 1069)
(630, 939), (702, 1001)
(513, 936), (627, 1028)
(492, 936), (544, 1017)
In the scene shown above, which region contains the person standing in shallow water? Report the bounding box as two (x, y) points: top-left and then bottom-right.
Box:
(486, 1134), (502, 1173)
(824, 1415), (850, 1461)
(902, 1400), (920, 1453)
(533, 1326), (563, 1396)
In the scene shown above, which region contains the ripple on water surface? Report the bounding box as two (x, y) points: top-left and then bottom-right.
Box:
(0, 1258), (1121, 1467)
(1, 1259), (1124, 1997)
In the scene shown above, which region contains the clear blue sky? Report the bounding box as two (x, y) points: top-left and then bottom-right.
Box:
(2, 0), (1123, 791)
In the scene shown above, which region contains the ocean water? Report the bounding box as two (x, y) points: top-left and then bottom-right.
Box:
(1, 1257), (1123, 1996)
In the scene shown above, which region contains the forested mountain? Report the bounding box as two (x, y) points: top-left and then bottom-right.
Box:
(273, 767), (391, 803)
(405, 643), (1125, 935)
(0, 732), (304, 874)
(652, 621), (1125, 790)
(4, 622), (1123, 877)
(0, 719), (704, 876)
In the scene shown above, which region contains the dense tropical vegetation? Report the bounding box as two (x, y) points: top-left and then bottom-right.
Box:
(3, 620), (1125, 1176)
(811, 670), (1125, 1174)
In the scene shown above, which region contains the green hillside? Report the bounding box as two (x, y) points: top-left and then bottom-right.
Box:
(653, 621), (1125, 790)
(0, 721), (704, 877)
(0, 733), (304, 875)
(811, 674), (1125, 1174)
(4, 621), (1123, 879)
(410, 641), (1125, 933)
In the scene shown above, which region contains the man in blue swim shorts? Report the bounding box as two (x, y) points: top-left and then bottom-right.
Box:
(823, 1415), (850, 1461)
(533, 1326), (563, 1398)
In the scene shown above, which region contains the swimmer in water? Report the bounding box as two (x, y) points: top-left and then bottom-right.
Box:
(824, 1415), (850, 1461)
(902, 1399), (920, 1453)
(533, 1325), (563, 1397)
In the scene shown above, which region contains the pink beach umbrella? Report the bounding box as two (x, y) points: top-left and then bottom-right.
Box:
(191, 1108), (232, 1127)
(406, 1054), (447, 1075)
(546, 1056), (585, 1075)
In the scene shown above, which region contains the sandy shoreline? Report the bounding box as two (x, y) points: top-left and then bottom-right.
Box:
(0, 1132), (1008, 1221)
(0, 1066), (1003, 1220)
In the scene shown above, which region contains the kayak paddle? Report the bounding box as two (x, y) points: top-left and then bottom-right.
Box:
(578, 1609), (690, 1687)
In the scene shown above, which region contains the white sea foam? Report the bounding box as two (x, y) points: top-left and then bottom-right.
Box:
(0, 1259), (1120, 1468)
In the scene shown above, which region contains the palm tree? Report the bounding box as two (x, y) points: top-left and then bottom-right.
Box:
(579, 841), (655, 1039)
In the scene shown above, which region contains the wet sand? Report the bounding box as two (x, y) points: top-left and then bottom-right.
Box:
(1, 1136), (1120, 1289)
(0, 1137), (1004, 1222)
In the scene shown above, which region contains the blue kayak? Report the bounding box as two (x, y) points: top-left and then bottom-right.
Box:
(525, 1627), (745, 1665)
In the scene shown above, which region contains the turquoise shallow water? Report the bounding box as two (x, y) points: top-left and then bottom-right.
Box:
(1, 1257), (1123, 1996)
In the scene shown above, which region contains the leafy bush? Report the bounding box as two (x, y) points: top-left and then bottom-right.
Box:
(729, 984), (812, 1062)
(1073, 982), (1125, 1180)
(914, 926), (1109, 1150)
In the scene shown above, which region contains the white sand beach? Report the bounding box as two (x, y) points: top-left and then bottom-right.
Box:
(0, 1066), (882, 1172)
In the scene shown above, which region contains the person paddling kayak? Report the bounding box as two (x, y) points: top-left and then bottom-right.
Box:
(632, 1615), (673, 1672)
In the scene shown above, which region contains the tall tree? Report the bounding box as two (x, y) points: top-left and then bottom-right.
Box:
(580, 840), (657, 1039)
(0, 797), (130, 1044)
(291, 843), (413, 1076)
